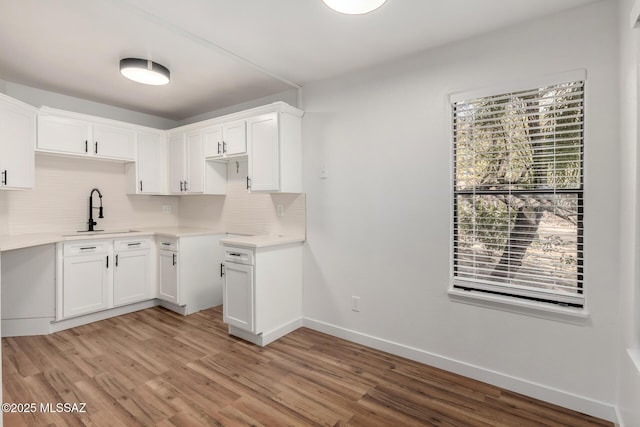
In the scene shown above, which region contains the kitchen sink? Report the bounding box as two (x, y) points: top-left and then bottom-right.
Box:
(63, 229), (140, 236)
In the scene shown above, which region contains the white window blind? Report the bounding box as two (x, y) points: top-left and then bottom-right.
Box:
(452, 80), (584, 307)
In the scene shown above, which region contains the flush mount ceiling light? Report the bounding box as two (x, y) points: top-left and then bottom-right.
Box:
(321, 0), (387, 14)
(119, 58), (170, 86)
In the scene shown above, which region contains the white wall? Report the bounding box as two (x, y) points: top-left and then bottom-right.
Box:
(616, 0), (640, 425)
(301, 1), (619, 420)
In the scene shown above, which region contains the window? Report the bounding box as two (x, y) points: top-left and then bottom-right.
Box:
(452, 78), (584, 308)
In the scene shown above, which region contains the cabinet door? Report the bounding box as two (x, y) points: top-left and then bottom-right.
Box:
(37, 115), (91, 155)
(168, 133), (185, 194)
(62, 253), (109, 318)
(158, 249), (179, 304)
(113, 250), (150, 306)
(248, 112), (279, 192)
(223, 262), (254, 332)
(203, 125), (223, 158)
(223, 120), (247, 156)
(0, 97), (35, 189)
(185, 130), (204, 193)
(137, 132), (163, 194)
(93, 124), (135, 161)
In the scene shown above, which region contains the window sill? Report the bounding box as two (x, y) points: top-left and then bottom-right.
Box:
(448, 288), (590, 325)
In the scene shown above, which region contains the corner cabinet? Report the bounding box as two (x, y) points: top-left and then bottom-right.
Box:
(168, 131), (226, 195)
(247, 106), (302, 193)
(0, 93), (36, 190)
(157, 234), (225, 315)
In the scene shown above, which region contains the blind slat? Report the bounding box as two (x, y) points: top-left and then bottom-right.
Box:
(452, 79), (585, 307)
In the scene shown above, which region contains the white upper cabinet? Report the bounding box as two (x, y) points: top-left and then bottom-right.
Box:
(247, 112), (279, 192)
(168, 130), (225, 195)
(247, 106), (302, 193)
(125, 130), (165, 195)
(203, 119), (247, 159)
(92, 124), (135, 160)
(37, 114), (91, 156)
(37, 107), (135, 161)
(186, 130), (204, 193)
(0, 94), (36, 190)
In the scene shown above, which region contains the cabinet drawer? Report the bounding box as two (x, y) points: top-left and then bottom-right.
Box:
(157, 237), (179, 251)
(114, 238), (151, 252)
(63, 241), (109, 256)
(224, 246), (254, 265)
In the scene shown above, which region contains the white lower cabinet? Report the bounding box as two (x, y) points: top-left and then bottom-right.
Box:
(57, 237), (153, 320)
(223, 262), (254, 331)
(158, 248), (179, 304)
(222, 242), (302, 346)
(113, 238), (152, 306)
(60, 241), (110, 319)
(157, 234), (225, 315)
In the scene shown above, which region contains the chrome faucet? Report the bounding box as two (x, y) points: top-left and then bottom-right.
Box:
(87, 188), (104, 231)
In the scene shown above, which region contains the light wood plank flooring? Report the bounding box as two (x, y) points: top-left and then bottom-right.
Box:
(2, 306), (613, 426)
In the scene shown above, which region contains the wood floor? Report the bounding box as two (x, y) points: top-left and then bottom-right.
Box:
(2, 306), (612, 427)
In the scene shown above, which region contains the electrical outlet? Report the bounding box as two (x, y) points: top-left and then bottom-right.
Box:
(320, 165), (328, 179)
(276, 204), (284, 217)
(351, 296), (360, 312)
(162, 204), (172, 214)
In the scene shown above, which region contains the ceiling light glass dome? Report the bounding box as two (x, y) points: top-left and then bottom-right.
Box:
(120, 58), (170, 86)
(321, 0), (388, 14)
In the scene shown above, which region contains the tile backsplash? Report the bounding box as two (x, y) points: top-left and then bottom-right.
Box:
(0, 154), (305, 237)
(179, 157), (306, 236)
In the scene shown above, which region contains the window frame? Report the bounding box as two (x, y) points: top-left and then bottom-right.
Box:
(449, 71), (586, 311)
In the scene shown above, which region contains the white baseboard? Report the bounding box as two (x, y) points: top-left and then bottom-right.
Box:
(50, 300), (159, 333)
(229, 317), (304, 347)
(2, 317), (55, 337)
(302, 317), (617, 423)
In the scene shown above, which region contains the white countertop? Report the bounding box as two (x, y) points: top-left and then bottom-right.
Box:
(0, 227), (224, 252)
(220, 234), (306, 248)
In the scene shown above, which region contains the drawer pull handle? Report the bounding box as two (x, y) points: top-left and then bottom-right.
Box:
(80, 246), (97, 250)
(228, 252), (242, 257)
(162, 242), (171, 246)
(127, 243), (142, 246)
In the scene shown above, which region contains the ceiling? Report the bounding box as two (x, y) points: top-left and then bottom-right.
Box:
(0, 0), (601, 121)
